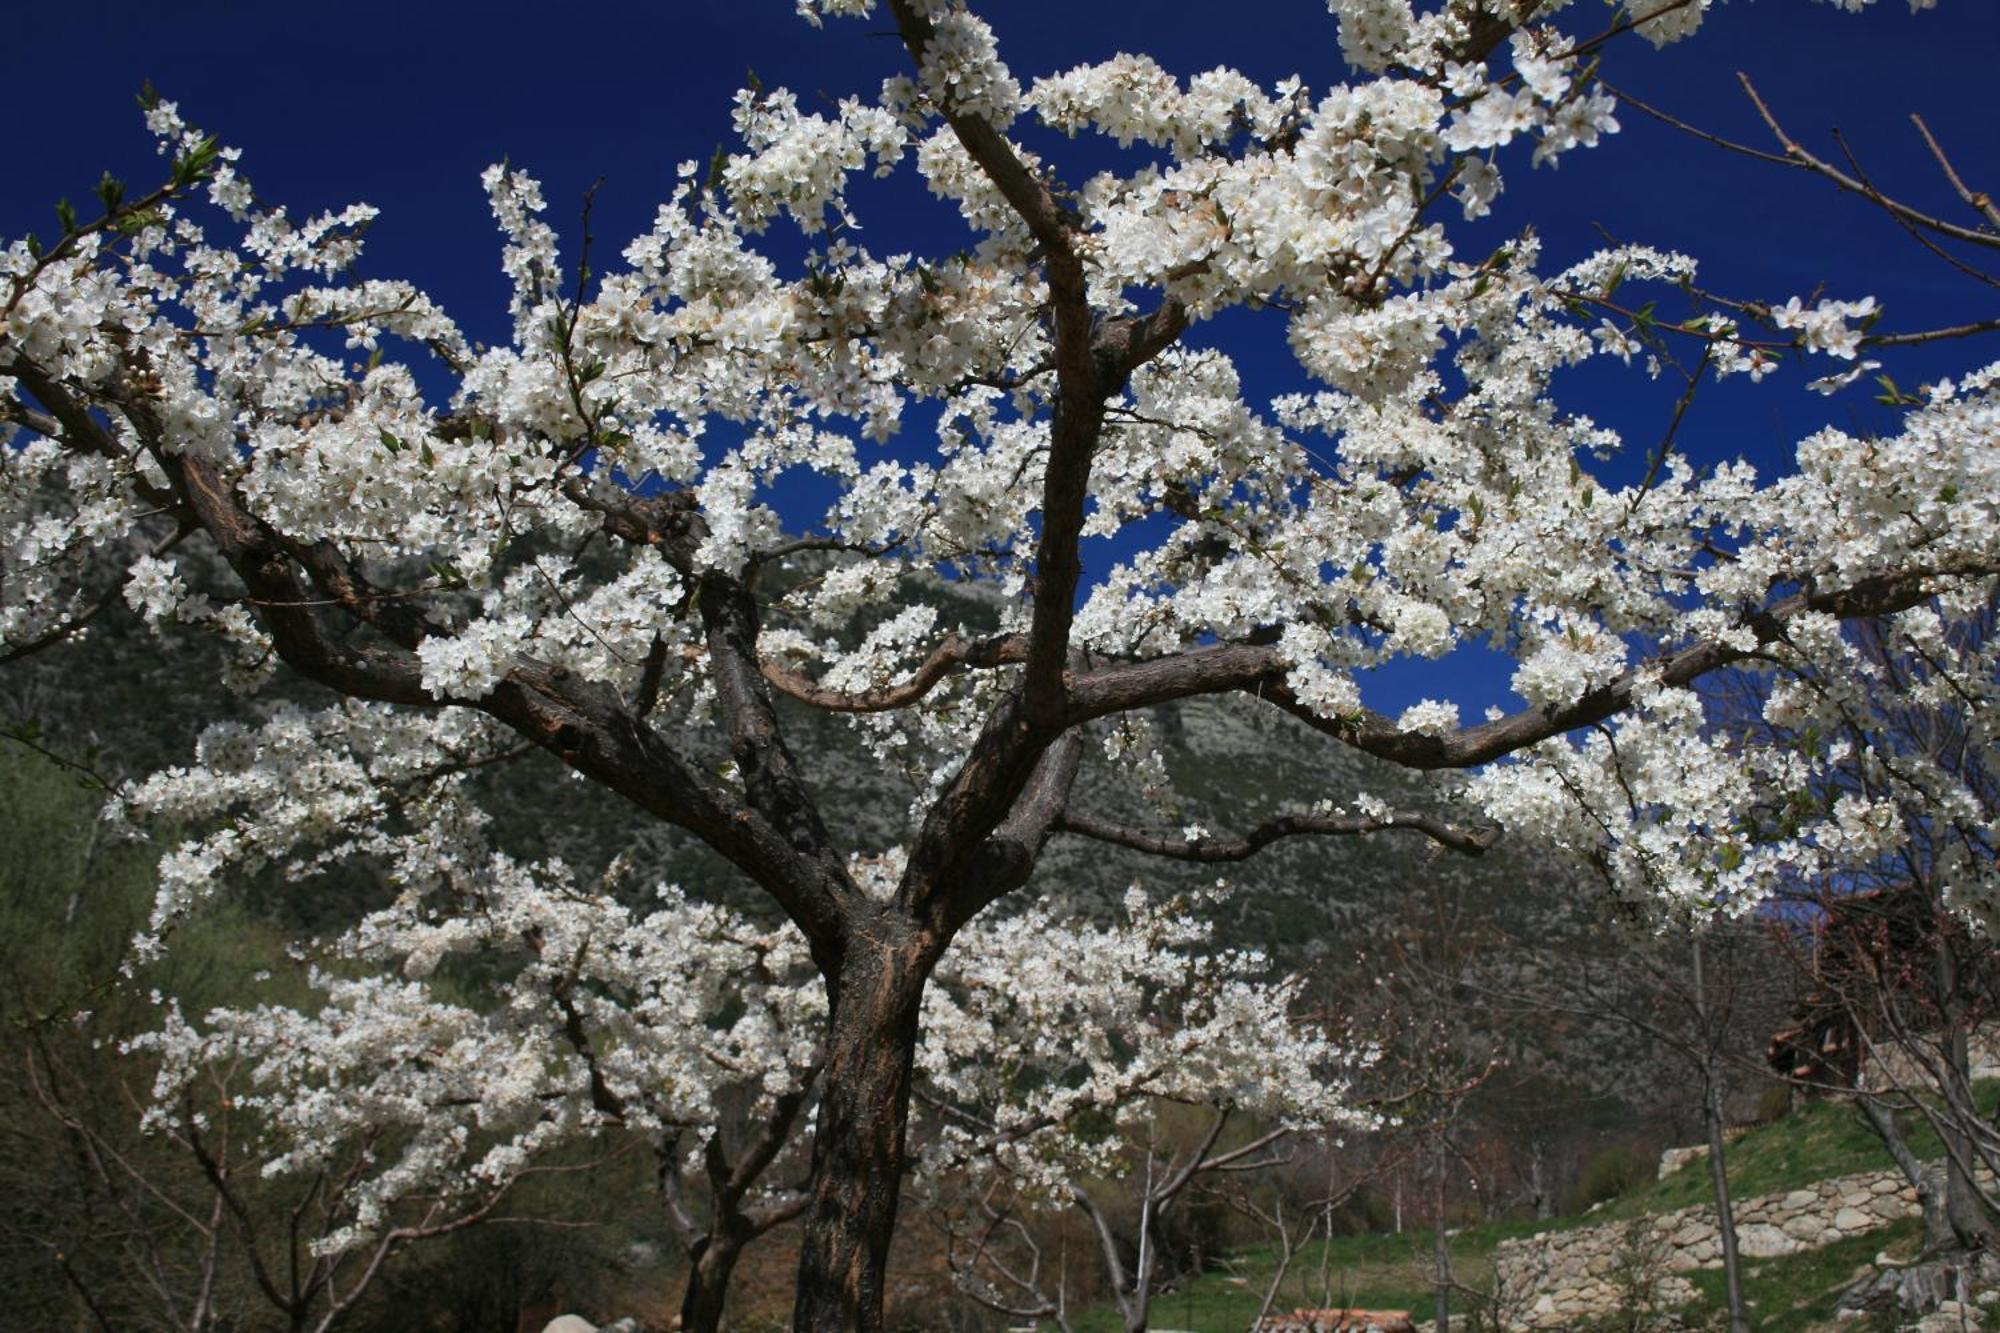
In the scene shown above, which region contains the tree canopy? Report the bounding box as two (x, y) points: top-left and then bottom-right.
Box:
(3, 1), (1995, 1327)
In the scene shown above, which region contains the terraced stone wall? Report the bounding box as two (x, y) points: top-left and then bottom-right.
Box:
(1492, 1168), (1919, 1328)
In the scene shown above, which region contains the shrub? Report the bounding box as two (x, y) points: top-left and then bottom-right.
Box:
(1573, 1145), (1650, 1212)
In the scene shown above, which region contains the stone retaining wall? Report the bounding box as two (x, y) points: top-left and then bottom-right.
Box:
(1493, 1168), (1919, 1328)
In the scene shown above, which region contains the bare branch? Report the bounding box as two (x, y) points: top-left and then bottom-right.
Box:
(761, 632), (1029, 713)
(1912, 113), (2000, 233)
(1736, 73), (2000, 252)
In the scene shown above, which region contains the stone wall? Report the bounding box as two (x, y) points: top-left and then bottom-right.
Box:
(1493, 1168), (1919, 1328)
(1865, 1025), (2000, 1094)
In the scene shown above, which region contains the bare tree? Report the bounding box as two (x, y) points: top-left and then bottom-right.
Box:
(1475, 915), (1790, 1333)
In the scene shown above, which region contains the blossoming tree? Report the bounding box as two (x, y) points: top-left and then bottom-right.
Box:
(917, 890), (1365, 1332)
(3, 0), (1995, 1326)
(127, 761), (1354, 1331)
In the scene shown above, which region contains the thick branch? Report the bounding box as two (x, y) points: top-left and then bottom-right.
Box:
(8, 361), (179, 508)
(882, 0), (1077, 257)
(1064, 566), (1994, 769)
(699, 576), (856, 931)
(882, 0), (1101, 733)
(925, 726), (1083, 935)
(720, 1066), (822, 1214)
(473, 663), (851, 948)
(171, 451), (436, 707)
(561, 479), (703, 573)
(1055, 807), (1500, 862)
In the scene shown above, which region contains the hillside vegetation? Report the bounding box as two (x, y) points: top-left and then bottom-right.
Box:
(1066, 1096), (1945, 1332)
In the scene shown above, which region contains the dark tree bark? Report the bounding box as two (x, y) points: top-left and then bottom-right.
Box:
(6, 11), (1994, 1329)
(791, 913), (939, 1333)
(681, 1232), (747, 1333)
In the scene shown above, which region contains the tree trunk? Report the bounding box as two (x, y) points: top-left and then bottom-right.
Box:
(1702, 1073), (1751, 1333)
(791, 920), (933, 1333)
(682, 1232), (747, 1333)
(1692, 938), (1752, 1333)
(1857, 1095), (1956, 1251)
(1935, 946), (1993, 1251)
(1432, 1136), (1451, 1333)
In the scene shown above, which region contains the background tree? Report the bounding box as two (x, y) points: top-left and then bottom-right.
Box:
(1488, 915), (1790, 1333)
(1755, 602), (2000, 1254)
(916, 890), (1362, 1332)
(3, 1), (1997, 1328)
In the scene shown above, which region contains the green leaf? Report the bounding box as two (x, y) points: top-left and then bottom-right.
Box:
(95, 171), (125, 213)
(23, 233), (41, 259)
(172, 134), (222, 188)
(136, 79), (160, 112)
(377, 427), (404, 455)
(54, 198), (77, 235)
(419, 441), (437, 467)
(115, 209), (164, 237)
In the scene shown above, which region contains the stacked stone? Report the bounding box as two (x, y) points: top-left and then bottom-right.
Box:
(1493, 1168), (1923, 1329)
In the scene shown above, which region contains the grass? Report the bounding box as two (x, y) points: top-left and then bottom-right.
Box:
(1591, 1097), (1909, 1225)
(1058, 1218), (1556, 1331)
(1679, 1215), (1923, 1333)
(1054, 1091), (1979, 1332)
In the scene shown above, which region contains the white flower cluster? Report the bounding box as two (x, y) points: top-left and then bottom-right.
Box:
(132, 862), (824, 1255)
(723, 88), (907, 234)
(0, 5), (1992, 1222)
(1770, 294), (1877, 360)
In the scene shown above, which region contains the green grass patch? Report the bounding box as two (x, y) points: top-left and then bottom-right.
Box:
(1055, 1219), (1553, 1331)
(1054, 1089), (1984, 1332)
(1593, 1100), (1905, 1226)
(1597, 1085), (1998, 1229)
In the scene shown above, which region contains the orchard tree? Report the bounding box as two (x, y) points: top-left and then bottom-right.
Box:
(1756, 601), (2000, 1253)
(917, 888), (1364, 1331)
(122, 781), (1356, 1332)
(3, 0), (1997, 1328)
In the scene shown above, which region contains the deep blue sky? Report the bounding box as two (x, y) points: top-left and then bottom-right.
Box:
(7, 1), (1996, 719)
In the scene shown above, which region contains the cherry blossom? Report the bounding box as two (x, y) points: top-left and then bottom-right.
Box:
(3, 1), (1993, 1326)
